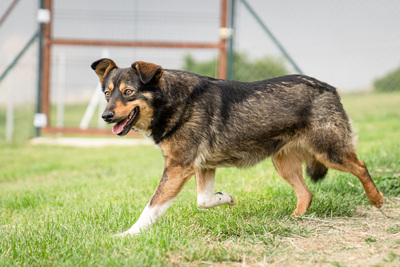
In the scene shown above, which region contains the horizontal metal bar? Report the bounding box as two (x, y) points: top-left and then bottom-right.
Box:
(49, 38), (224, 49)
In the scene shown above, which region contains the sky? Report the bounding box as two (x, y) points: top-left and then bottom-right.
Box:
(1, 0), (400, 106)
(234, 0), (400, 90)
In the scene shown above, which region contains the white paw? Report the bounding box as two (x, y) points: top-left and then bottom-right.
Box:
(113, 225), (143, 237)
(214, 192), (235, 206)
(113, 230), (136, 238)
(198, 192), (235, 209)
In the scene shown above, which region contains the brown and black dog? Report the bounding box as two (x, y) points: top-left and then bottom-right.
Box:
(91, 58), (384, 236)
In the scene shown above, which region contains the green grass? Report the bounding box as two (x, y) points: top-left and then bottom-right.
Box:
(0, 104), (36, 141)
(0, 92), (400, 266)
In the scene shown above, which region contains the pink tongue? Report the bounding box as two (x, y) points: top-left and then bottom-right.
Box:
(112, 117), (129, 135)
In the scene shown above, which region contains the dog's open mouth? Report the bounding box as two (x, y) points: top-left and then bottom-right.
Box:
(112, 106), (140, 136)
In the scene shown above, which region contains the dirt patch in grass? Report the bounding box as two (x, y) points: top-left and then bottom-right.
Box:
(264, 197), (400, 266)
(169, 198), (400, 266)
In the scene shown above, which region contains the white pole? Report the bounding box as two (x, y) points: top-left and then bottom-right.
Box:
(79, 84), (102, 130)
(79, 49), (109, 130)
(56, 52), (66, 128)
(97, 91), (107, 129)
(6, 63), (14, 142)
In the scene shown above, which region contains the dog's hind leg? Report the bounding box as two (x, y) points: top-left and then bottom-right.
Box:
(196, 168), (234, 209)
(116, 164), (196, 237)
(272, 152), (313, 216)
(315, 150), (384, 209)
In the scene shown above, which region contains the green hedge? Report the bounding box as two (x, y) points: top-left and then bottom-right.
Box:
(182, 52), (289, 82)
(374, 65), (400, 92)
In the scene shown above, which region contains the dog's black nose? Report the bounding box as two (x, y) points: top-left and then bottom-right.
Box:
(102, 111), (114, 122)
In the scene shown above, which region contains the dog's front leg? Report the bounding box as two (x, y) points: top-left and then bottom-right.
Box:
(116, 164), (195, 237)
(196, 168), (234, 209)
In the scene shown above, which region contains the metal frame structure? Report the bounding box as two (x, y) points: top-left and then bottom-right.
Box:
(38, 0), (229, 136)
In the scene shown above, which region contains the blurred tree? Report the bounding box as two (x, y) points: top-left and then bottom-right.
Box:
(182, 52), (289, 82)
(374, 66), (400, 92)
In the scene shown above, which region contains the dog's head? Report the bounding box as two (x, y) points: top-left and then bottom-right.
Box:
(91, 58), (163, 136)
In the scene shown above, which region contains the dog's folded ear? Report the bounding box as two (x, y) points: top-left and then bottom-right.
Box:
(132, 61), (163, 84)
(91, 58), (117, 83)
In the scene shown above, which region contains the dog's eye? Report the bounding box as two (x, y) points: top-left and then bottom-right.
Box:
(125, 89), (133, 96)
(105, 91), (110, 98)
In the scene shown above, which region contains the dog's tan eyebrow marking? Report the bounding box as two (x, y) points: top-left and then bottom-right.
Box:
(108, 83), (114, 92)
(119, 83), (127, 93)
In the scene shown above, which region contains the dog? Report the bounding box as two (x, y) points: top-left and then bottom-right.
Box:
(91, 58), (384, 236)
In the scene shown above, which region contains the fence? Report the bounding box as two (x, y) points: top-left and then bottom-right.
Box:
(41, 0), (229, 136)
(1, 0), (400, 141)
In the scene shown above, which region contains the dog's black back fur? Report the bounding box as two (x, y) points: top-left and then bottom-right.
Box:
(146, 71), (351, 173)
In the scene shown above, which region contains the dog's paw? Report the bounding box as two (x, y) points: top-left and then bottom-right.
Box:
(373, 191), (384, 209)
(215, 192), (235, 206)
(198, 192), (235, 209)
(113, 228), (141, 238)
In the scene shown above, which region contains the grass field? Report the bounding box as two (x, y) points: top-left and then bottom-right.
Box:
(0, 92), (400, 266)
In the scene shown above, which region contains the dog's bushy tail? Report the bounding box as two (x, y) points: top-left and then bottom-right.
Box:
(306, 159), (328, 182)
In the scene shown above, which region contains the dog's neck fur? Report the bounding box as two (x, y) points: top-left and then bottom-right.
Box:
(149, 70), (210, 144)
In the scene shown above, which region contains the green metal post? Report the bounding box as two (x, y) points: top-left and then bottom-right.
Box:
(240, 0), (303, 74)
(36, 0), (44, 137)
(227, 0), (236, 80)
